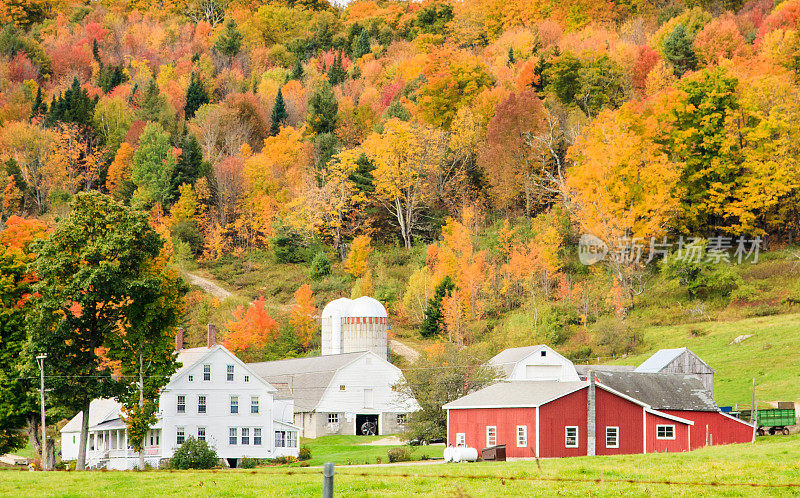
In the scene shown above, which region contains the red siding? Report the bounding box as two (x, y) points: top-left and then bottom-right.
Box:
(448, 407), (537, 458)
(646, 412), (691, 453)
(595, 387), (644, 455)
(662, 410), (753, 449)
(538, 387), (588, 458)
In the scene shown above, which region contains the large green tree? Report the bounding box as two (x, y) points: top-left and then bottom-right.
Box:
(184, 73), (209, 120)
(307, 82), (338, 134)
(131, 122), (176, 209)
(28, 192), (170, 470)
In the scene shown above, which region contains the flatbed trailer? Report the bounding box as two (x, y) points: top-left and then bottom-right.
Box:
(736, 408), (796, 436)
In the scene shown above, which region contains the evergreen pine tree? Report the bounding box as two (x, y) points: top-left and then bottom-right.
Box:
(270, 88), (287, 135)
(663, 24), (697, 77)
(327, 52), (346, 86)
(354, 30), (370, 58)
(46, 77), (97, 128)
(307, 82), (338, 134)
(214, 18), (243, 60)
(184, 72), (209, 119)
(290, 59), (304, 81)
(169, 129), (207, 204)
(420, 276), (455, 338)
(30, 86), (45, 120)
(507, 46), (515, 65)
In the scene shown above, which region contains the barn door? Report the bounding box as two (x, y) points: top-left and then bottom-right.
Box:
(364, 389), (374, 408)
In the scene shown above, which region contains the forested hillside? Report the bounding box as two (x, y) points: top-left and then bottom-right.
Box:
(3, 0), (800, 370)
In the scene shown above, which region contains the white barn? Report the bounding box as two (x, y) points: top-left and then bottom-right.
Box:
(61, 344), (300, 469)
(249, 351), (418, 438)
(487, 345), (581, 382)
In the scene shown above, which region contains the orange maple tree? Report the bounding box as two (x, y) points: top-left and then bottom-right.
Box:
(224, 296), (278, 360)
(289, 283), (318, 350)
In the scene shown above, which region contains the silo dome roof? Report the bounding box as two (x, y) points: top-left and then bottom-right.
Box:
(320, 296), (388, 318)
(321, 297), (351, 319)
(349, 296), (388, 318)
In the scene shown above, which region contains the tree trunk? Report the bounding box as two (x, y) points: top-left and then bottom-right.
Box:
(26, 416), (41, 459)
(138, 351), (145, 472)
(77, 399), (90, 470)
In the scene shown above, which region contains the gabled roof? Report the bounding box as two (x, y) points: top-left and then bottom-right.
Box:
(575, 365), (635, 376)
(635, 347), (714, 373)
(594, 371), (718, 411)
(170, 345), (277, 392)
(443, 381), (588, 409)
(486, 345), (547, 377)
(60, 398), (124, 433)
(247, 352), (375, 412)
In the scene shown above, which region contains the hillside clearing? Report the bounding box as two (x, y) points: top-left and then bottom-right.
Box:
(605, 313), (800, 406)
(2, 436), (799, 496)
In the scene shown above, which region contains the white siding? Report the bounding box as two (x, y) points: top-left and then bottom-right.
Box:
(508, 346), (581, 382)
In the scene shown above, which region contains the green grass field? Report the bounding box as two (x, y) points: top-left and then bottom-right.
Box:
(605, 313), (800, 406)
(2, 435), (799, 497)
(299, 435), (442, 467)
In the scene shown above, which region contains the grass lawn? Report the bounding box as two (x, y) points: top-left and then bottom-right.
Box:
(299, 435), (442, 467)
(606, 313), (800, 406)
(1, 435), (799, 496)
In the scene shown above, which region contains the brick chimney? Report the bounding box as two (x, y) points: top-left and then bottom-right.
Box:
(207, 323), (217, 348)
(587, 370), (596, 456)
(175, 327), (184, 351)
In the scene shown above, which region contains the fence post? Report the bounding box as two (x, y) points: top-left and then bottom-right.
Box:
(323, 462), (335, 498)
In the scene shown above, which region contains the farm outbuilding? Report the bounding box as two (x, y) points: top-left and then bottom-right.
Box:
(445, 346), (753, 459)
(634, 347), (715, 394)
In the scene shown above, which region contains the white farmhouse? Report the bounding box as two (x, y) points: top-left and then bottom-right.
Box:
(487, 345), (581, 381)
(61, 340), (300, 469)
(249, 351), (419, 438)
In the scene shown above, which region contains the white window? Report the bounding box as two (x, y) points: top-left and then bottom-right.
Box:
(328, 413), (339, 424)
(176, 427), (185, 445)
(456, 433), (465, 446)
(177, 395), (185, 414)
(606, 427), (619, 448)
(203, 364), (211, 381)
(188, 375), (193, 382)
(241, 428), (250, 445)
(244, 375), (249, 382)
(227, 364), (234, 381)
(230, 396), (239, 414)
(656, 425), (675, 440)
(565, 426), (578, 448)
(486, 426), (497, 447)
(229, 428), (237, 445)
(396, 414), (407, 425)
(251, 396), (259, 414)
(89, 434), (95, 451)
(517, 426), (527, 447)
(253, 428), (262, 445)
(198, 395), (207, 414)
(275, 430), (297, 448)
(197, 427), (206, 442)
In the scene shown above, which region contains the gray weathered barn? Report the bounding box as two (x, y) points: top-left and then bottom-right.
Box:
(633, 347), (715, 393)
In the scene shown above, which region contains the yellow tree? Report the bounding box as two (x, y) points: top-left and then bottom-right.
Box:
(290, 283), (318, 351)
(566, 103), (681, 303)
(106, 142), (134, 201)
(362, 119), (447, 249)
(344, 234), (372, 277)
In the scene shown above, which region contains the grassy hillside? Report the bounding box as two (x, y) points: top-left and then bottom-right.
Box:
(605, 314), (800, 407)
(3, 436), (800, 496)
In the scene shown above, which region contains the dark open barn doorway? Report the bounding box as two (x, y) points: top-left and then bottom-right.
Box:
(356, 414), (379, 435)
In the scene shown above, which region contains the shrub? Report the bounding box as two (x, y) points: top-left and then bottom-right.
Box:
(239, 457), (258, 469)
(309, 251), (331, 280)
(298, 445), (312, 461)
(170, 437), (218, 470)
(274, 456), (298, 465)
(387, 447), (413, 463)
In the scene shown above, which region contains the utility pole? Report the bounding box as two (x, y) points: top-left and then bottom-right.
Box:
(36, 354), (47, 471)
(751, 377), (757, 443)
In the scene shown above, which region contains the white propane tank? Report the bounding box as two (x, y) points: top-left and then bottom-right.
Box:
(444, 447), (454, 463)
(458, 447), (479, 462)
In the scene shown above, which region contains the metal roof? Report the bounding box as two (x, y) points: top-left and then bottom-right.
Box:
(633, 347), (686, 372)
(61, 398), (124, 433)
(443, 381), (588, 409)
(248, 352), (370, 412)
(594, 371), (718, 411)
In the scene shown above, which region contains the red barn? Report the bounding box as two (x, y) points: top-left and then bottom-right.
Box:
(444, 373), (752, 458)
